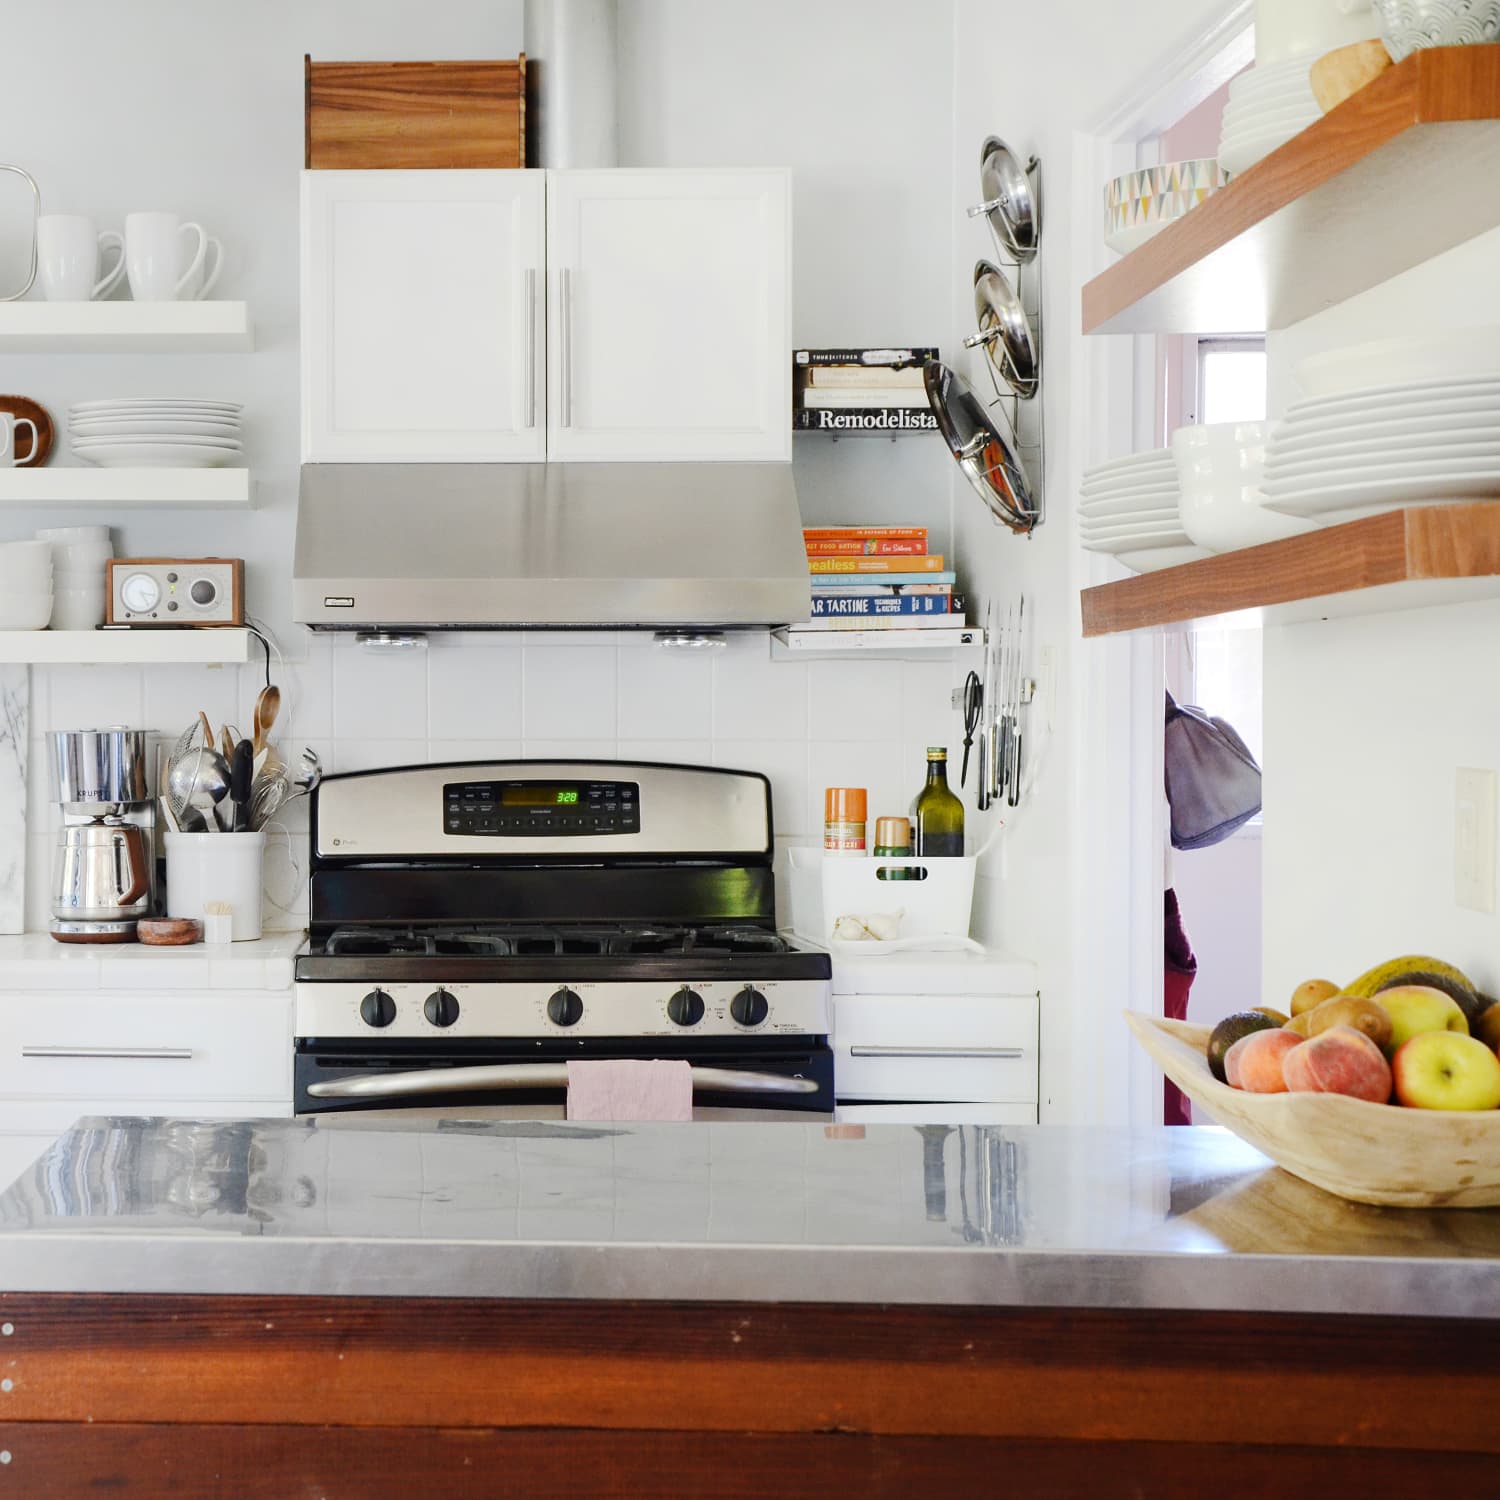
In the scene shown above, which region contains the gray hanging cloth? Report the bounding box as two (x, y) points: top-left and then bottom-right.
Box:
(1164, 690), (1261, 851)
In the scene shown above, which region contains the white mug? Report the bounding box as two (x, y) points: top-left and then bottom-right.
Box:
(0, 414), (40, 468)
(177, 237), (224, 301)
(36, 215), (126, 302)
(124, 212), (213, 302)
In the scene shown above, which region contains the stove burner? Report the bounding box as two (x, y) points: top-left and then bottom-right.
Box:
(319, 924), (796, 959)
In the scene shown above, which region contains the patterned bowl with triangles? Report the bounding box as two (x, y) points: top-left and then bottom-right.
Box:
(1105, 159), (1228, 257)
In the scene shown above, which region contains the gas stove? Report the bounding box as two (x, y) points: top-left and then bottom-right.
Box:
(294, 761), (833, 1115)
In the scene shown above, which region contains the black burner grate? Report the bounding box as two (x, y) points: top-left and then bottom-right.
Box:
(318, 924), (794, 959)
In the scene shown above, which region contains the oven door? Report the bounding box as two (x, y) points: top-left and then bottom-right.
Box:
(294, 1037), (835, 1117)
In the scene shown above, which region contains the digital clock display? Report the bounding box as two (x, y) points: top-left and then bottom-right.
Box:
(500, 785), (581, 807)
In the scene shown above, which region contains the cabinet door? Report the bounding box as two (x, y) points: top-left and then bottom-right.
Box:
(546, 170), (791, 461)
(302, 170), (546, 461)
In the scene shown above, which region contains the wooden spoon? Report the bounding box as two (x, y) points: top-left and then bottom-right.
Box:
(252, 684), (281, 756)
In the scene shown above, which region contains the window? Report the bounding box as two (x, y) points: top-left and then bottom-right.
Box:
(1197, 339), (1267, 425)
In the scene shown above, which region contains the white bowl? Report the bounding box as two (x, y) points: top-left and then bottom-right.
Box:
(1295, 328), (1500, 399)
(1172, 421), (1321, 550)
(1374, 0), (1500, 60)
(0, 591), (54, 630)
(0, 540), (53, 589)
(49, 588), (105, 631)
(35, 525), (109, 544)
(1104, 159), (1227, 256)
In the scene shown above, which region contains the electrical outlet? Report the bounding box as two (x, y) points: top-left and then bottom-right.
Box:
(1455, 768), (1497, 914)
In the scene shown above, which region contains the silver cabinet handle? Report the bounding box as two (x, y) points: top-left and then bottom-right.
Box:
(848, 1046), (1025, 1060)
(22, 1045), (193, 1061)
(560, 266), (574, 428)
(524, 267), (538, 429)
(308, 1062), (818, 1101)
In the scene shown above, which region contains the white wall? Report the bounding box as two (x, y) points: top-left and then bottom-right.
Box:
(1261, 228), (1500, 1003)
(3, 0), (967, 932)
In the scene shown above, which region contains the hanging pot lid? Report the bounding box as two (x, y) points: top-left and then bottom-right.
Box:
(964, 259), (1039, 400)
(969, 136), (1039, 263)
(924, 361), (1038, 535)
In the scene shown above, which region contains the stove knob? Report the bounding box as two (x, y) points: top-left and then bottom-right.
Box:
(424, 990), (460, 1028)
(359, 990), (397, 1029)
(731, 987), (770, 1027)
(547, 988), (584, 1027)
(667, 987), (705, 1027)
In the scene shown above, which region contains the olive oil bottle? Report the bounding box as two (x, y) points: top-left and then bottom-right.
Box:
(910, 747), (964, 857)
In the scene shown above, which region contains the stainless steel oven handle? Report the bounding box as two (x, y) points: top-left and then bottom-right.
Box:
(22, 1045), (193, 1061)
(848, 1046), (1025, 1060)
(307, 1063), (819, 1101)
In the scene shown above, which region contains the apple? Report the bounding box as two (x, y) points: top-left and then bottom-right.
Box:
(1225, 1028), (1301, 1092)
(1392, 1031), (1500, 1111)
(1374, 984), (1469, 1056)
(1282, 1025), (1392, 1103)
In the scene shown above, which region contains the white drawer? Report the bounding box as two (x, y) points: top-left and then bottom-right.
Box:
(835, 1102), (1037, 1125)
(0, 992), (292, 1103)
(0, 1099), (294, 1135)
(832, 992), (1038, 1104)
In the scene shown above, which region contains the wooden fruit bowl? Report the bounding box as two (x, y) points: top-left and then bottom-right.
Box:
(1125, 1010), (1500, 1208)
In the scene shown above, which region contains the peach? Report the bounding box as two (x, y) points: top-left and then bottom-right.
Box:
(1224, 1028), (1302, 1092)
(1282, 1024), (1392, 1103)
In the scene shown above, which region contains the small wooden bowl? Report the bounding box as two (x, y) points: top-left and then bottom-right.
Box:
(1126, 1010), (1500, 1208)
(1310, 40), (1393, 114)
(137, 918), (203, 947)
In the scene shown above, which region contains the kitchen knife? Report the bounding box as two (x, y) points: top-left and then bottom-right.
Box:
(230, 739), (254, 833)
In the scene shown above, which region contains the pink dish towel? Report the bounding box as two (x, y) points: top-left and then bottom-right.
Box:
(565, 1059), (694, 1121)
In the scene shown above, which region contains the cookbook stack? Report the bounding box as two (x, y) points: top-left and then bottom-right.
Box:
(793, 348), (939, 433)
(803, 526), (964, 630)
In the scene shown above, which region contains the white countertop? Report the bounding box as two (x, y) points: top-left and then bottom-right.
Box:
(0, 930), (305, 991)
(819, 943), (1037, 996)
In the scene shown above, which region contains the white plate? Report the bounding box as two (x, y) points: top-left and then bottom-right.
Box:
(1080, 496), (1180, 520)
(72, 434), (241, 450)
(1219, 132), (1304, 174)
(1262, 453), (1500, 494)
(1267, 429), (1500, 467)
(1221, 101), (1319, 128)
(70, 397), (242, 413)
(1285, 376), (1500, 418)
(1275, 404), (1500, 447)
(69, 419), (242, 439)
(1295, 329), (1500, 399)
(1079, 476), (1179, 501)
(72, 441), (243, 468)
(1261, 471), (1500, 515)
(1111, 544), (1215, 573)
(1083, 530), (1194, 554)
(1080, 517), (1182, 537)
(1081, 462), (1176, 487)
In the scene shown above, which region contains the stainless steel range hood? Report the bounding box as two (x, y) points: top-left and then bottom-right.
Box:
(292, 462), (812, 631)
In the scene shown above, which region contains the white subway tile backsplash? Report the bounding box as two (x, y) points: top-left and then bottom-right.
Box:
(329, 738), (428, 774)
(275, 638), (334, 740)
(142, 663), (246, 739)
(522, 738), (619, 762)
(806, 740), (907, 838)
(522, 645), (617, 739)
(617, 645), (712, 741)
(427, 738), (523, 765)
(618, 739), (711, 768)
(42, 665), (144, 731)
(901, 657), (962, 739)
(333, 644), (428, 742)
(713, 739), (809, 837)
(806, 658), (904, 742)
(712, 635), (806, 740)
(428, 640), (522, 741)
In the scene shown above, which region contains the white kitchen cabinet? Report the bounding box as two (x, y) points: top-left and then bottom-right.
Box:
(302, 170), (547, 462)
(545, 170), (791, 462)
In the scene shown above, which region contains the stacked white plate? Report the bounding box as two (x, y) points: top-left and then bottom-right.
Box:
(68, 399), (244, 468)
(1080, 449), (1212, 573)
(1218, 55), (1321, 177)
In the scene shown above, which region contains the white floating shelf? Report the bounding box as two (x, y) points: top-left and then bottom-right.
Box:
(0, 468), (250, 508)
(0, 300), (253, 352)
(772, 625), (984, 659)
(0, 629), (253, 665)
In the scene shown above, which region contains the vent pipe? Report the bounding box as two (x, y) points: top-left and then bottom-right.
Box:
(524, 0), (619, 168)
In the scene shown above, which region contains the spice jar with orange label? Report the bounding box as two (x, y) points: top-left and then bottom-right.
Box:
(823, 787), (867, 857)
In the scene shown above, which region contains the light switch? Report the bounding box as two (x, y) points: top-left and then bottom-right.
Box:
(1455, 768), (1497, 914)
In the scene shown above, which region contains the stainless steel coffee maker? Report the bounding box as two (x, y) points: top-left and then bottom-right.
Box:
(48, 728), (156, 943)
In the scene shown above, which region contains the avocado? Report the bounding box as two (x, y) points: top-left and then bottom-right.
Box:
(1207, 1010), (1282, 1082)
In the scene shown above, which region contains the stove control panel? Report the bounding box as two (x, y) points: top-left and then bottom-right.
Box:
(295, 979), (830, 1041)
(444, 779), (640, 837)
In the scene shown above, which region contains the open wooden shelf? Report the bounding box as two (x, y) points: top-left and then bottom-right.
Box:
(772, 625), (983, 658)
(1080, 504), (1500, 636)
(0, 301), (252, 352)
(0, 468), (250, 508)
(0, 629), (252, 665)
(1083, 47), (1500, 335)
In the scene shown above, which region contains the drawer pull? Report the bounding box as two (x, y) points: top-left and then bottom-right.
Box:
(21, 1045), (193, 1061)
(848, 1046), (1025, 1060)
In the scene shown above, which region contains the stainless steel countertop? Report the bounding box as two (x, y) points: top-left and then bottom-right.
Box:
(2, 1117), (1499, 1315)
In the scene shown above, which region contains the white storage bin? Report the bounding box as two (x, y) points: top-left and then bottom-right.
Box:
(787, 845), (976, 945)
